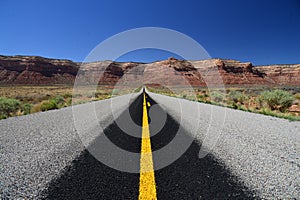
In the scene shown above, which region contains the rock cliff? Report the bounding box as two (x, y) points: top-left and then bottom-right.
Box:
(0, 55), (299, 86)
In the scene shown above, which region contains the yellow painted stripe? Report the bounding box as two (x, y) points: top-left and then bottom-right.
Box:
(147, 102), (151, 107)
(138, 93), (157, 200)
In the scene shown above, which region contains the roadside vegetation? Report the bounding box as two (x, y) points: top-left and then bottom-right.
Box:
(0, 85), (117, 120)
(1, 85), (299, 121)
(148, 86), (300, 121)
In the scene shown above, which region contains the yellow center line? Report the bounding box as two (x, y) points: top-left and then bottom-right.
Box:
(138, 93), (157, 200)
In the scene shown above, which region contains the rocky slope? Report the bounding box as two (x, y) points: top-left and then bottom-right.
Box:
(0, 55), (299, 86)
(0, 55), (78, 84)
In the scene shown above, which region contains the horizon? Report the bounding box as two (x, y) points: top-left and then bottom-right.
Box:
(2, 53), (300, 66)
(1, 0), (300, 65)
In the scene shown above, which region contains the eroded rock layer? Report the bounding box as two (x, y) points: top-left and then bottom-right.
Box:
(0, 55), (299, 86)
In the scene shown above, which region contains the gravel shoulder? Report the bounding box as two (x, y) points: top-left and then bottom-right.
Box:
(149, 91), (300, 199)
(0, 93), (139, 199)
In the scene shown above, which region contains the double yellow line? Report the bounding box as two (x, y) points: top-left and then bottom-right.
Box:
(138, 93), (157, 200)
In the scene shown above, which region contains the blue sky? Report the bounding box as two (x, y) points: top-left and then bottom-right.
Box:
(1, 0), (300, 65)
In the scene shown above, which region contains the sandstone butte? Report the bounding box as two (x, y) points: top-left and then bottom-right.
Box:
(0, 55), (299, 87)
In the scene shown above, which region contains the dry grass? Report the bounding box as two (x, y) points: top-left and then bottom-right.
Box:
(0, 85), (74, 103)
(0, 85), (120, 103)
(0, 85), (137, 119)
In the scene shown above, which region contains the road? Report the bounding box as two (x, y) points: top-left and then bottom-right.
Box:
(0, 91), (299, 199)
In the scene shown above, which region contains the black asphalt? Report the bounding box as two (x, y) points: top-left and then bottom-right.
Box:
(42, 92), (254, 199)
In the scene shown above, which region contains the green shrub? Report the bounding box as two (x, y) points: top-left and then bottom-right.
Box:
(257, 90), (294, 111)
(66, 98), (72, 106)
(0, 97), (21, 119)
(196, 94), (206, 102)
(231, 102), (238, 109)
(40, 100), (58, 111)
(228, 91), (248, 104)
(21, 103), (32, 115)
(210, 91), (225, 103)
(53, 95), (65, 105)
(259, 107), (277, 117)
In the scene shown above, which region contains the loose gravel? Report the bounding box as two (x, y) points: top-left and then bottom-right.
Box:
(149, 91), (300, 199)
(0, 93), (139, 199)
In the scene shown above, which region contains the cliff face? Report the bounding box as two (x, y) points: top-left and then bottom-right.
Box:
(0, 56), (78, 84)
(0, 55), (299, 86)
(255, 64), (300, 86)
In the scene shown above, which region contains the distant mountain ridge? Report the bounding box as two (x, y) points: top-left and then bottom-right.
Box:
(0, 55), (299, 86)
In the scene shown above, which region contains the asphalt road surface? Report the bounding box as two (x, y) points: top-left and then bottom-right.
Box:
(1, 91), (299, 199)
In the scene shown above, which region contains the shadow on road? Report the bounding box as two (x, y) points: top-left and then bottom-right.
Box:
(42, 93), (254, 199)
